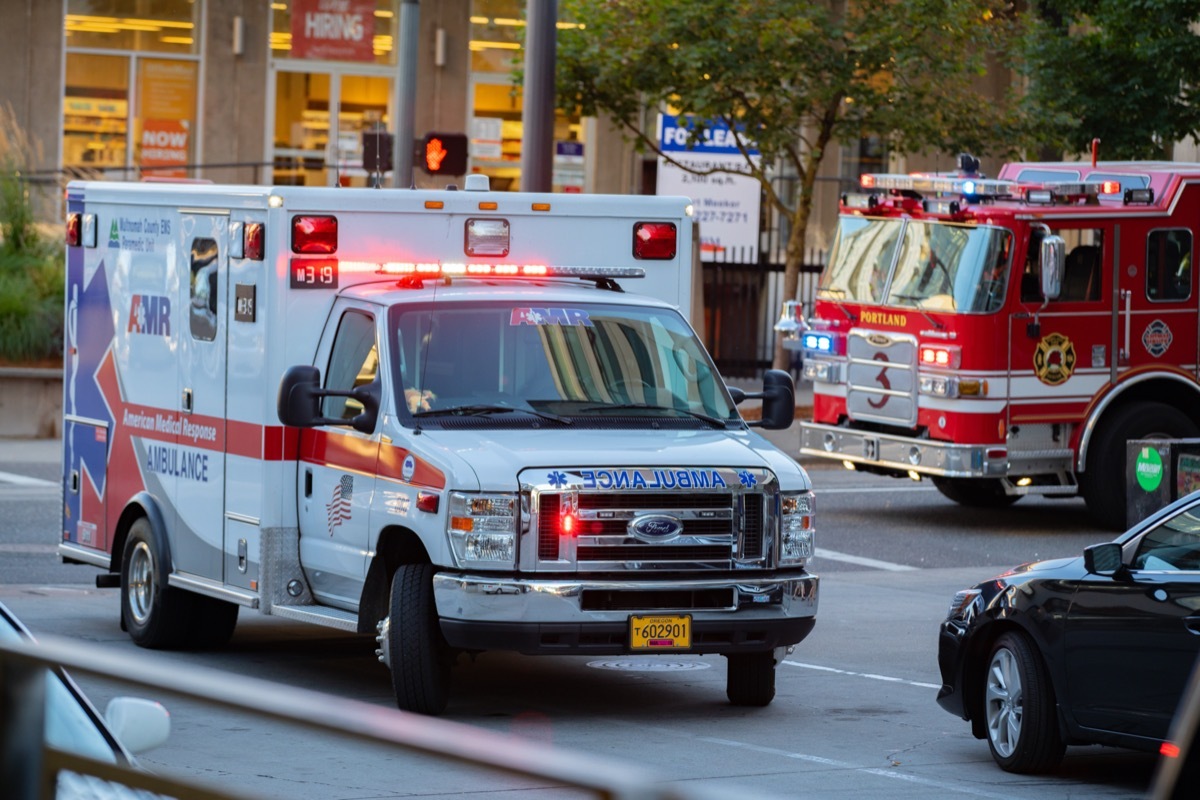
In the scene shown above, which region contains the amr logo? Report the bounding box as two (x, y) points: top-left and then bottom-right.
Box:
(867, 352), (890, 409)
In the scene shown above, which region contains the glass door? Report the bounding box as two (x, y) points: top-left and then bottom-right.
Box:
(272, 69), (391, 187)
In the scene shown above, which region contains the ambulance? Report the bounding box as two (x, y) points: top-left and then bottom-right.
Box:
(60, 176), (818, 714)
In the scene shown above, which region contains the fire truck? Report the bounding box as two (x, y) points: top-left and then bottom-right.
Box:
(784, 156), (1200, 529)
(60, 175), (817, 714)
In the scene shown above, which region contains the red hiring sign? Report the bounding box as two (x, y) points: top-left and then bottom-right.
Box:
(291, 0), (376, 62)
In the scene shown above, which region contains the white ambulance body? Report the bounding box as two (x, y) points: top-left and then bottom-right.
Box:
(60, 177), (817, 713)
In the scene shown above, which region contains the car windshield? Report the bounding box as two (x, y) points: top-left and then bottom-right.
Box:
(819, 217), (1013, 313)
(388, 301), (736, 424)
(0, 614), (118, 764)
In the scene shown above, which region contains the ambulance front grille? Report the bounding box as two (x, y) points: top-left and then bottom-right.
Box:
(534, 492), (766, 569)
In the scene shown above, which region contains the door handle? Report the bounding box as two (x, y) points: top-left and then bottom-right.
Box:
(182, 388), (193, 413)
(1184, 616), (1200, 635)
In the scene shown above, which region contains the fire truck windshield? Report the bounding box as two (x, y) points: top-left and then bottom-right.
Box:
(819, 217), (1013, 314)
(388, 301), (738, 424)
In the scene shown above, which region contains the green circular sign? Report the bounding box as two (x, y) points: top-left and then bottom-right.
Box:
(1136, 446), (1164, 492)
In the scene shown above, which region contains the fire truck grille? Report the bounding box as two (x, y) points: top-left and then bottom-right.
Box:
(533, 489), (770, 569)
(846, 331), (918, 427)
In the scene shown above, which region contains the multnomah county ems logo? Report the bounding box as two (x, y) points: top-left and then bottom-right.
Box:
(1033, 333), (1076, 386)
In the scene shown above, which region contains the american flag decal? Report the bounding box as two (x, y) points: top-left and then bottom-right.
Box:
(327, 474), (354, 535)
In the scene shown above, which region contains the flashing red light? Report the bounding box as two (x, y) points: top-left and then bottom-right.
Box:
(633, 222), (676, 260)
(561, 513), (576, 536)
(417, 491), (440, 514)
(292, 215), (338, 254)
(919, 344), (961, 370)
(861, 174), (877, 189)
(244, 222), (265, 261)
(1101, 180), (1121, 195)
(1161, 741), (1181, 759)
(66, 213), (81, 247)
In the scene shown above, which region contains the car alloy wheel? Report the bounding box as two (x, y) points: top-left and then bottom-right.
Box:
(985, 645), (1022, 758)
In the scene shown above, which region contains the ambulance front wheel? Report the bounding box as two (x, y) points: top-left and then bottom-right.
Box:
(725, 651), (776, 707)
(386, 564), (452, 715)
(121, 517), (193, 649)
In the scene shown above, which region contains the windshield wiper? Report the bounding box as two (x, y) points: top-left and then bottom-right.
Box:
(413, 404), (571, 425)
(578, 402), (728, 429)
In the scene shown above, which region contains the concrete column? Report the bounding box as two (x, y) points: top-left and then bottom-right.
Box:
(202, 0), (270, 184)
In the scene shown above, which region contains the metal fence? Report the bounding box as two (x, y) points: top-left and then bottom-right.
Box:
(701, 250), (825, 380)
(0, 634), (750, 800)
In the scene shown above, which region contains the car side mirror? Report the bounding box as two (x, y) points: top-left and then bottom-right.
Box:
(105, 697), (170, 754)
(1084, 541), (1123, 577)
(1040, 235), (1065, 300)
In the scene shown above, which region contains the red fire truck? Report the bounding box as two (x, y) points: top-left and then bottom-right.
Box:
(786, 156), (1200, 529)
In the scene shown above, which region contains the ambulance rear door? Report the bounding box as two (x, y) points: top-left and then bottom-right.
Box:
(174, 211), (229, 581)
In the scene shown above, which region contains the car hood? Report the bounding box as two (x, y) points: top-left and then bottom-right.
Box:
(415, 426), (810, 493)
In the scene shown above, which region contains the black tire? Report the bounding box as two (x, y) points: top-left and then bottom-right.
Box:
(726, 651), (776, 707)
(982, 632), (1064, 774)
(932, 477), (1020, 508)
(120, 517), (193, 649)
(387, 564), (451, 715)
(1082, 402), (1198, 529)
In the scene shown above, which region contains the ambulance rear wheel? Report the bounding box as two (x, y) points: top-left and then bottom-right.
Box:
(387, 564), (451, 715)
(1083, 402), (1197, 530)
(932, 477), (1020, 508)
(190, 595), (239, 647)
(120, 517), (191, 649)
(726, 651), (776, 706)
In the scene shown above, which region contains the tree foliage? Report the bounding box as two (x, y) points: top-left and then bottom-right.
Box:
(556, 0), (1026, 367)
(1020, 0), (1200, 160)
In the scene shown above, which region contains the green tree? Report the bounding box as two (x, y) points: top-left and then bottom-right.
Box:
(557, 0), (1027, 368)
(1020, 0), (1200, 160)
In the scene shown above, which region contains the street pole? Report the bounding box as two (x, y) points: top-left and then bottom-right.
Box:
(520, 0), (557, 193)
(393, 0), (419, 188)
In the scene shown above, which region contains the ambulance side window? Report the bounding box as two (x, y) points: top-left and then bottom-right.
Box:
(189, 237), (218, 341)
(1147, 229), (1192, 302)
(323, 310), (378, 422)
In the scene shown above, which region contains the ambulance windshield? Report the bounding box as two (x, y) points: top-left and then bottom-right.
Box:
(819, 217), (1013, 313)
(389, 302), (737, 426)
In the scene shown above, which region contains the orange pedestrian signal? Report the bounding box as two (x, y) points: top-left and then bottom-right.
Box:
(419, 132), (468, 176)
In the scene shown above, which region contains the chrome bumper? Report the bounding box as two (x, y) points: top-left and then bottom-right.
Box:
(799, 421), (1008, 478)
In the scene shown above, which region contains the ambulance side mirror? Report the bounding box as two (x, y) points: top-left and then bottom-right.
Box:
(277, 365), (381, 435)
(730, 369), (795, 431)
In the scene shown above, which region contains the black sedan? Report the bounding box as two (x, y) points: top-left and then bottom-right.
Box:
(937, 490), (1200, 773)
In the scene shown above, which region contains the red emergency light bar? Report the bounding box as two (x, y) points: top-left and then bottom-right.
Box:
(370, 262), (646, 280)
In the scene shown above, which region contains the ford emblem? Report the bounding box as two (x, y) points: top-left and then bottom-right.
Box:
(629, 514), (684, 543)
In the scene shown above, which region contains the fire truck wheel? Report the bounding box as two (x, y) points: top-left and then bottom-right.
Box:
(725, 651), (776, 706)
(120, 517), (193, 649)
(1083, 402), (1198, 529)
(387, 564), (451, 715)
(931, 477), (1020, 508)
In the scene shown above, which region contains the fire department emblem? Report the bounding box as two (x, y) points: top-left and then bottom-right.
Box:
(1033, 333), (1076, 386)
(1142, 319), (1173, 357)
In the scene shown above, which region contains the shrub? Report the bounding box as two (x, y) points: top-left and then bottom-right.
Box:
(0, 104), (63, 365)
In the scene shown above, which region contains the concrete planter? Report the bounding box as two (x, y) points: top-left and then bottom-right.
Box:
(0, 367), (63, 439)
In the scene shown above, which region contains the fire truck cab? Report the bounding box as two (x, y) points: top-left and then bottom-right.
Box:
(790, 157), (1200, 528)
(60, 176), (818, 714)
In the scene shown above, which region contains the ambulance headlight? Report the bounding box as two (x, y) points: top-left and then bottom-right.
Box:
(447, 492), (517, 567)
(780, 491), (815, 565)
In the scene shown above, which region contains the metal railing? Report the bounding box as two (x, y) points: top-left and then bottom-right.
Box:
(0, 635), (749, 800)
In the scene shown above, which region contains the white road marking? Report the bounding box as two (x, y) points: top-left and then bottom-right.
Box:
(783, 660), (941, 690)
(817, 548), (917, 571)
(696, 737), (1028, 799)
(0, 471), (57, 488)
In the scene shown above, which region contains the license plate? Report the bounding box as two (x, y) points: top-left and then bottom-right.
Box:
(630, 614), (691, 650)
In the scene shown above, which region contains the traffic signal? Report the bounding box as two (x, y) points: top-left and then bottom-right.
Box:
(420, 132), (468, 176)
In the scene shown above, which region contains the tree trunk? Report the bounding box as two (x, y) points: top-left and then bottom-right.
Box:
(771, 185), (816, 371)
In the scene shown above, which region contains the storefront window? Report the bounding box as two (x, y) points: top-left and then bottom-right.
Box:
(66, 0), (199, 55)
(64, 1), (200, 176)
(270, 0), (399, 67)
(470, 0), (524, 74)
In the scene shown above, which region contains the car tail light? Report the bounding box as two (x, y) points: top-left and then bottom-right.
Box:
(66, 213), (81, 247)
(245, 222), (265, 260)
(291, 215), (337, 254)
(633, 222), (676, 259)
